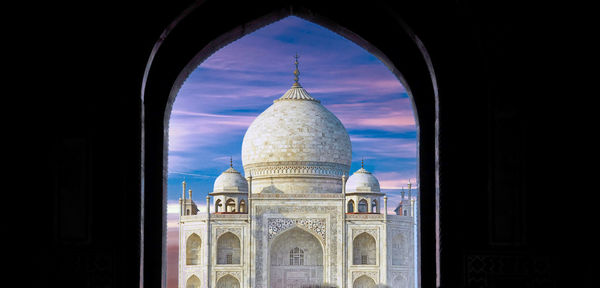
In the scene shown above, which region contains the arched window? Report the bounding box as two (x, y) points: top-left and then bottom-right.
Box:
(270, 227), (324, 286)
(216, 274), (240, 288)
(225, 199), (236, 212)
(392, 233), (408, 266)
(186, 234), (201, 265)
(239, 200), (245, 213)
(217, 232), (240, 264)
(358, 199), (368, 213)
(353, 232), (376, 265)
(347, 200), (355, 213)
(371, 199), (378, 213)
(353, 275), (376, 288)
(289, 247), (304, 265)
(186, 275), (201, 288)
(215, 199), (222, 213)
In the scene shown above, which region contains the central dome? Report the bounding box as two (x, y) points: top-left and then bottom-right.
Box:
(241, 81), (352, 194)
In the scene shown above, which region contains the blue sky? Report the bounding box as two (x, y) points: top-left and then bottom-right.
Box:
(166, 15), (418, 287)
(167, 16), (417, 209)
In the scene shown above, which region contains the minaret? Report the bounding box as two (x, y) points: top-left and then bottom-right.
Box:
(181, 179), (186, 216)
(401, 186), (406, 201)
(179, 179), (198, 216)
(408, 179), (413, 217)
(408, 179), (412, 200)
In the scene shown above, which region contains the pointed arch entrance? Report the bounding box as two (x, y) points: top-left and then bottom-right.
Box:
(142, 1), (439, 287)
(216, 274), (240, 288)
(185, 275), (201, 288)
(186, 233), (201, 265)
(353, 275), (376, 288)
(269, 226), (324, 288)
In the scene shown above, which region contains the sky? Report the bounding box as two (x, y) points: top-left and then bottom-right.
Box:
(166, 16), (417, 287)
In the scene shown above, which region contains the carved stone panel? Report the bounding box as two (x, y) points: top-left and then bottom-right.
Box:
(351, 270), (379, 283)
(268, 217), (326, 243)
(215, 227), (242, 239)
(216, 270), (241, 281)
(352, 228), (377, 240)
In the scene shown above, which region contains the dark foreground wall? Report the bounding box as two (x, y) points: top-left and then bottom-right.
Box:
(14, 0), (594, 287)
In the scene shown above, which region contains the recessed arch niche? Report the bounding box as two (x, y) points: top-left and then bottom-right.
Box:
(216, 274), (240, 288)
(186, 233), (201, 265)
(216, 232), (241, 265)
(269, 226), (324, 288)
(185, 275), (201, 288)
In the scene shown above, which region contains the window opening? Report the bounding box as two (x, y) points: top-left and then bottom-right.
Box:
(289, 247), (304, 266)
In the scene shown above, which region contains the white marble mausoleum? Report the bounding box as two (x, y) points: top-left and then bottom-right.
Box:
(178, 60), (415, 288)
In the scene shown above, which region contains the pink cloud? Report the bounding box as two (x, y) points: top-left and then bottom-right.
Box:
(346, 113), (415, 128)
(373, 171), (417, 189)
(326, 98), (416, 131)
(307, 73), (405, 96)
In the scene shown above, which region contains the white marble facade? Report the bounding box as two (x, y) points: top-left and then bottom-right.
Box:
(178, 77), (414, 288)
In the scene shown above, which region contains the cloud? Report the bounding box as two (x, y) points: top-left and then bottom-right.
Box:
(327, 98), (415, 132)
(351, 136), (417, 159)
(374, 172), (417, 189)
(168, 112), (253, 153)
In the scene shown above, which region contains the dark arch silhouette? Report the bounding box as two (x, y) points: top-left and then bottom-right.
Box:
(32, 0), (591, 287)
(347, 199), (355, 213)
(142, 1), (438, 287)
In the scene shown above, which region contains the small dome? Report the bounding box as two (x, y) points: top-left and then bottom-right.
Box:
(213, 166), (248, 193)
(345, 167), (380, 193)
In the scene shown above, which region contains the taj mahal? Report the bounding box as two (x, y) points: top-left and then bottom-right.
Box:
(178, 58), (415, 288)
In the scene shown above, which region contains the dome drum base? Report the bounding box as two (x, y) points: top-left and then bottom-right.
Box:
(244, 161), (349, 178)
(250, 177), (344, 194)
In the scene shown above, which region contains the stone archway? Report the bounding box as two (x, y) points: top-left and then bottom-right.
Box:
(269, 226), (323, 288)
(186, 275), (200, 288)
(141, 2), (440, 287)
(353, 232), (376, 265)
(353, 275), (376, 288)
(216, 232), (241, 264)
(186, 233), (201, 265)
(216, 274), (239, 288)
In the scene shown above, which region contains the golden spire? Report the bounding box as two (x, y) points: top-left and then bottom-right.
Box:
(361, 157), (364, 168)
(293, 53), (300, 86)
(230, 156), (233, 168)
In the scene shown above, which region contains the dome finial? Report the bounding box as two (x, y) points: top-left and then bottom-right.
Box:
(293, 53), (300, 86)
(361, 157), (364, 168)
(230, 156), (233, 168)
